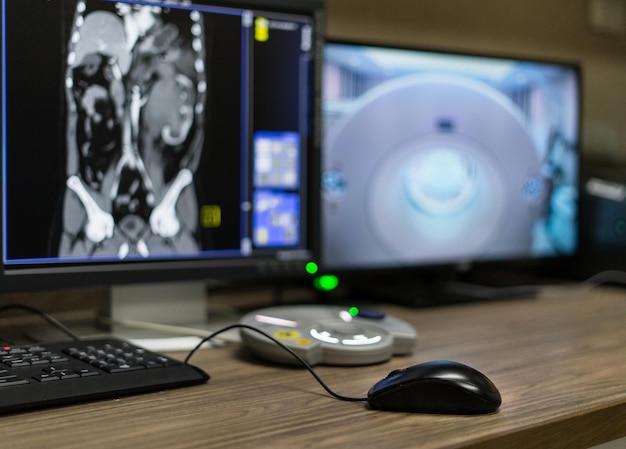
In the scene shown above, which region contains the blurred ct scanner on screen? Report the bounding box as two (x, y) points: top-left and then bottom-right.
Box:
(321, 42), (581, 271)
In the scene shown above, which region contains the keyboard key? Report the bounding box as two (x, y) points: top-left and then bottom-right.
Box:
(33, 373), (60, 383)
(0, 374), (29, 387)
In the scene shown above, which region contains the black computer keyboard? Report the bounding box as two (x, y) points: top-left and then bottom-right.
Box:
(0, 337), (209, 414)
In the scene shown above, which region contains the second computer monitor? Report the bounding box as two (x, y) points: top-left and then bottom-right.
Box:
(321, 41), (581, 272)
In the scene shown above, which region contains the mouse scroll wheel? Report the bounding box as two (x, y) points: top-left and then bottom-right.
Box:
(386, 368), (407, 378)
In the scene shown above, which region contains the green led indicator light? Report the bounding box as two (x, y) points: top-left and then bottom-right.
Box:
(313, 274), (339, 291)
(348, 306), (359, 317)
(305, 261), (319, 275)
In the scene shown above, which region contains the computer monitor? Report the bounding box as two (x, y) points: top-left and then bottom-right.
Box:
(321, 40), (581, 303)
(1, 0), (323, 332)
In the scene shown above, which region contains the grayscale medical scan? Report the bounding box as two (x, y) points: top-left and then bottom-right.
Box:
(60, 2), (207, 258)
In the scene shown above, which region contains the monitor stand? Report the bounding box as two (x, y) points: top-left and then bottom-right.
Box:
(96, 282), (242, 351)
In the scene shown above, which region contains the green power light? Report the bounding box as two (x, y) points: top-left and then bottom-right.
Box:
(313, 274), (339, 292)
(348, 306), (360, 317)
(305, 261), (319, 275)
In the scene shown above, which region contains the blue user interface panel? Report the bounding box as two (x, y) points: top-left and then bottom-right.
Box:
(253, 131), (301, 248)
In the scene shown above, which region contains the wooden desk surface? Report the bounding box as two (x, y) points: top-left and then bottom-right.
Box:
(2, 287), (626, 448)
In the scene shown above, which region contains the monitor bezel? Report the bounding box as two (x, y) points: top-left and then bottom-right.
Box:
(320, 38), (584, 280)
(0, 0), (325, 293)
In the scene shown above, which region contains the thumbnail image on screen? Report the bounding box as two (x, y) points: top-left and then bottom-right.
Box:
(322, 42), (581, 270)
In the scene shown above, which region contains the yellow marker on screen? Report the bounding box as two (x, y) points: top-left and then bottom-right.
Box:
(200, 205), (221, 228)
(255, 17), (269, 42)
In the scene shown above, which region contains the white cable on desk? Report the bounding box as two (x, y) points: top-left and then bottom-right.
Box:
(446, 270), (626, 300)
(97, 316), (241, 352)
(537, 270), (626, 298)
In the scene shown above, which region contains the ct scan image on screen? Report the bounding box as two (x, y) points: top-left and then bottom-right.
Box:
(60, 2), (209, 259)
(3, 0), (314, 269)
(321, 42), (581, 270)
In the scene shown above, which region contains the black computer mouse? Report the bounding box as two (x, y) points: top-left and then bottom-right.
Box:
(367, 360), (502, 414)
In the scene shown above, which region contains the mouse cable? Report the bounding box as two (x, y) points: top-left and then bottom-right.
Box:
(0, 303), (81, 341)
(184, 323), (368, 403)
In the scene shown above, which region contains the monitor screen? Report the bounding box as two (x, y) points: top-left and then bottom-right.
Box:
(321, 41), (581, 273)
(1, 0), (323, 293)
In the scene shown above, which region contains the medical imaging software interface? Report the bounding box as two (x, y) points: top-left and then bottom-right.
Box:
(322, 42), (580, 270)
(2, 0), (315, 268)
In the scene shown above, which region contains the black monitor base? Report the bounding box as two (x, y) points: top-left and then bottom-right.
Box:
(345, 273), (542, 308)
